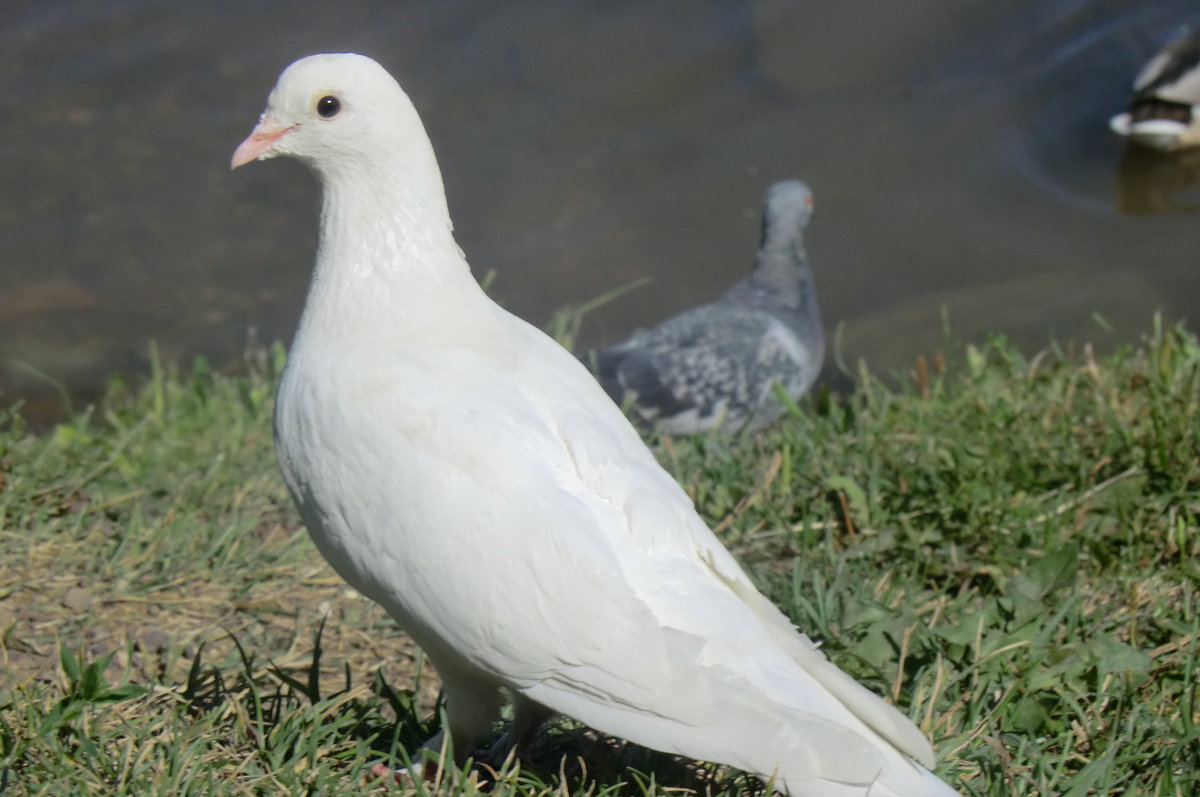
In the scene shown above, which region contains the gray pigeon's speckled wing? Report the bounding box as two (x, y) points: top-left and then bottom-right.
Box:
(598, 302), (815, 431)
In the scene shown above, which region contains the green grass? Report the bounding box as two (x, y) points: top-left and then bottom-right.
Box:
(1, 318), (1198, 795)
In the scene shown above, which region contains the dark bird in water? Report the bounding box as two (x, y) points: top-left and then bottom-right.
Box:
(1111, 28), (1200, 151)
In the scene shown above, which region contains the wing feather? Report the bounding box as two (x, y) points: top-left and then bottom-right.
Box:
(286, 314), (943, 793)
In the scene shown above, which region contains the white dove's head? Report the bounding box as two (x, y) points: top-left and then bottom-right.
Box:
(231, 53), (423, 175)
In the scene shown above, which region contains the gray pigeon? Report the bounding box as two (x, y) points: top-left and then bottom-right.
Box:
(592, 180), (823, 434)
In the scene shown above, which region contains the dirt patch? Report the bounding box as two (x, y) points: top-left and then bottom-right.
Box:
(0, 549), (443, 716)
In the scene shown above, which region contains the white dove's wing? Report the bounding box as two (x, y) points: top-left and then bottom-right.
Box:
(280, 311), (948, 796)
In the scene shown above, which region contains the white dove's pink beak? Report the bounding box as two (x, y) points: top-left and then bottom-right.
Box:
(231, 117), (293, 169)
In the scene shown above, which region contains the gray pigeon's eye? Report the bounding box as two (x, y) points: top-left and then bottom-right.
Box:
(317, 95), (341, 119)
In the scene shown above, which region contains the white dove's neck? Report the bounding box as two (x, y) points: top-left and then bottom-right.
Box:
(295, 155), (485, 344)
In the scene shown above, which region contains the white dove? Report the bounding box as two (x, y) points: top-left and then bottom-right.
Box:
(231, 53), (961, 797)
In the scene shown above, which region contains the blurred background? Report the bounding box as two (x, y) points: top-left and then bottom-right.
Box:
(3, 0), (1199, 422)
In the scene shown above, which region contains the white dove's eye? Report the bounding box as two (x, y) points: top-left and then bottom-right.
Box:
(316, 95), (341, 119)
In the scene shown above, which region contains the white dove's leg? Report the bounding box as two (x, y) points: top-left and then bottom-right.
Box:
(377, 665), (505, 782)
(510, 694), (555, 754)
(481, 694), (555, 764)
(434, 665), (506, 761)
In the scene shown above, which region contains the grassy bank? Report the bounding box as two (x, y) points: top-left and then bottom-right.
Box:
(1, 319), (1197, 795)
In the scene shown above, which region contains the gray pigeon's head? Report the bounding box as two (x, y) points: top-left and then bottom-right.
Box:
(762, 180), (814, 239)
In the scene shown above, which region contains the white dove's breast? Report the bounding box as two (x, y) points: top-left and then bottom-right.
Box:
(273, 346), (428, 615)
(271, 332), (666, 684)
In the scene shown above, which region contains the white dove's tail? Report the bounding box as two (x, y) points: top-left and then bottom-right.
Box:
(611, 553), (962, 796)
(725, 573), (964, 796)
(527, 632), (962, 797)
(741, 667), (961, 796)
(725, 662), (964, 797)
(773, 764), (957, 797)
(851, 763), (961, 797)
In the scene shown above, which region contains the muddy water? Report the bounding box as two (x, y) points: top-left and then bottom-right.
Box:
(2, 0), (1197, 420)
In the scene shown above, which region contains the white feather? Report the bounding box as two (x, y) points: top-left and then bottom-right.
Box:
(234, 53), (962, 797)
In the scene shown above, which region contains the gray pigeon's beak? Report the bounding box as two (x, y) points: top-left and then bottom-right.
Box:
(231, 116), (293, 169)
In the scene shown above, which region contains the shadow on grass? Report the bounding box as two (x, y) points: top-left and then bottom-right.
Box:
(177, 621), (755, 795)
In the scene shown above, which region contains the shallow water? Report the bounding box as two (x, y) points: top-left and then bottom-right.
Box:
(3, 0), (1198, 420)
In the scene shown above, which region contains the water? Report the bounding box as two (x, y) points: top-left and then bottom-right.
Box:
(3, 0), (1198, 421)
